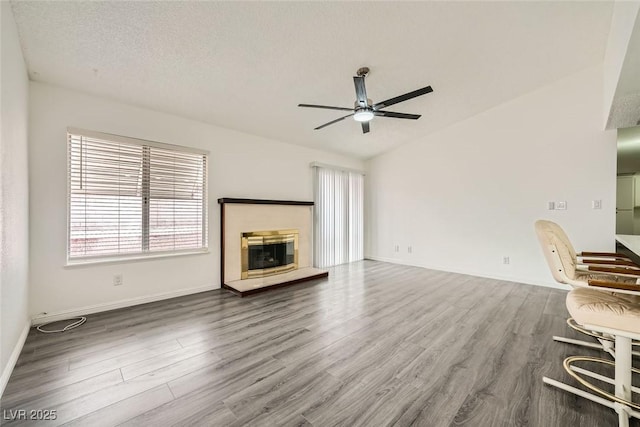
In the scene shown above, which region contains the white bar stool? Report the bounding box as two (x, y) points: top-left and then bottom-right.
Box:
(543, 287), (640, 427)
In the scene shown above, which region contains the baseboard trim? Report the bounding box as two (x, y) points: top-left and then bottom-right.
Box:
(363, 256), (567, 291)
(31, 283), (218, 325)
(1, 320), (30, 398)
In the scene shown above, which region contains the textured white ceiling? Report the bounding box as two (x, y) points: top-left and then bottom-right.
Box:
(11, 1), (613, 159)
(608, 12), (640, 130)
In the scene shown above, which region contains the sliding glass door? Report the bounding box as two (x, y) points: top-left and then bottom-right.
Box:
(313, 165), (363, 268)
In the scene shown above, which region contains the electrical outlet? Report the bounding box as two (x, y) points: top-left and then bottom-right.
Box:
(408, 246), (412, 254)
(113, 274), (123, 286)
(394, 245), (400, 252)
(592, 200), (602, 209)
(548, 201), (555, 210)
(503, 256), (510, 265)
(556, 201), (567, 210)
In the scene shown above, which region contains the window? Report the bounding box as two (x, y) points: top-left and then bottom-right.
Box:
(312, 164), (364, 268)
(67, 128), (208, 262)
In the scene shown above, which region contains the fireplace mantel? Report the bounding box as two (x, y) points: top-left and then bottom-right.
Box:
(218, 198), (314, 206)
(218, 198), (327, 296)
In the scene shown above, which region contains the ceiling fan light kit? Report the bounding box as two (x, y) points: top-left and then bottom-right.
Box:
(298, 67), (433, 134)
(353, 110), (374, 122)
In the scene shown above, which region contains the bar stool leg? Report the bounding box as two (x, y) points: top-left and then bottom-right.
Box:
(616, 335), (632, 427)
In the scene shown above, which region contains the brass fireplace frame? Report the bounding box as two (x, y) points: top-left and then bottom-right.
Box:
(241, 229), (299, 279)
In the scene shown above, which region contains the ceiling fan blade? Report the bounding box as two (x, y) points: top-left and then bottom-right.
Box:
(299, 104), (354, 112)
(361, 121), (370, 134)
(314, 113), (354, 130)
(374, 111), (421, 120)
(353, 76), (368, 107)
(373, 86), (433, 110)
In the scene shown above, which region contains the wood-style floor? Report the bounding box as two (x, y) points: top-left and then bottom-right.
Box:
(0, 260), (629, 426)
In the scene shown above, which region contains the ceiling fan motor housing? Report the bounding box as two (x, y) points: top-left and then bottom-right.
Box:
(354, 99), (373, 108)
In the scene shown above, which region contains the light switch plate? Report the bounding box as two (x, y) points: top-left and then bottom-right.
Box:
(548, 201), (555, 210)
(592, 200), (602, 209)
(556, 201), (567, 210)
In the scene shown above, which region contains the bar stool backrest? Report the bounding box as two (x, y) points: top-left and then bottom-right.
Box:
(535, 219), (579, 284)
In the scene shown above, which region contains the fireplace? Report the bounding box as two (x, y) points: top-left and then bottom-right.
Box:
(241, 229), (299, 279)
(219, 199), (327, 296)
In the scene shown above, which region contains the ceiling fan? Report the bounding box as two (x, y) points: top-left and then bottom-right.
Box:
(298, 67), (433, 134)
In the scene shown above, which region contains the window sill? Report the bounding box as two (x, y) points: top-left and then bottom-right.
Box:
(65, 249), (210, 268)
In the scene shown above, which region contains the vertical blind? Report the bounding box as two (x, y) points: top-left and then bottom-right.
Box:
(313, 165), (364, 268)
(68, 129), (208, 260)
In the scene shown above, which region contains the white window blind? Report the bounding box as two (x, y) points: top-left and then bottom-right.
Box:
(313, 165), (364, 268)
(68, 128), (208, 261)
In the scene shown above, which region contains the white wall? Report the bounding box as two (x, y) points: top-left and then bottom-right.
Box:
(29, 82), (363, 319)
(1, 2), (31, 395)
(365, 65), (616, 288)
